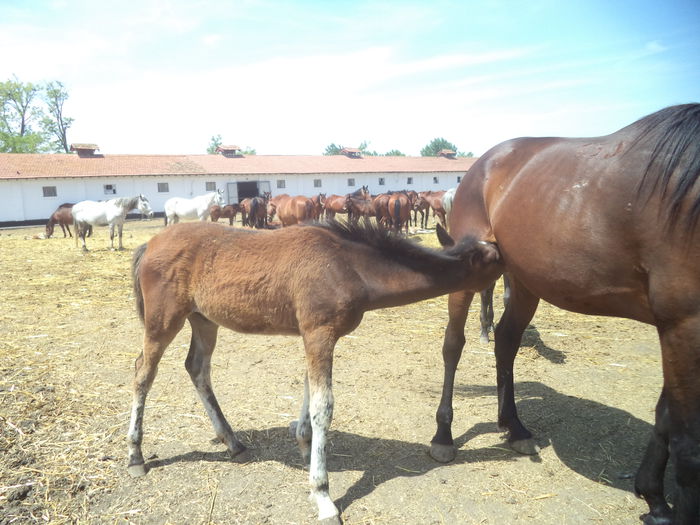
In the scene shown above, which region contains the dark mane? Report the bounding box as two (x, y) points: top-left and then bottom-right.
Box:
(313, 219), (482, 273)
(630, 103), (700, 231)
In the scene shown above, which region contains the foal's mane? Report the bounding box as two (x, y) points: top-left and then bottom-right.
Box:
(631, 103), (700, 231)
(315, 219), (480, 272)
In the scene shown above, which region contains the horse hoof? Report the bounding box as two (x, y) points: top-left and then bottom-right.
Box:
(319, 516), (342, 525)
(641, 513), (673, 525)
(509, 438), (540, 455)
(127, 463), (147, 478)
(429, 442), (456, 463)
(479, 334), (490, 344)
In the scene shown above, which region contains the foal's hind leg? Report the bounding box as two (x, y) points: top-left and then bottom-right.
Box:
(185, 313), (247, 457)
(127, 328), (181, 477)
(291, 372), (312, 462)
(635, 389), (673, 524)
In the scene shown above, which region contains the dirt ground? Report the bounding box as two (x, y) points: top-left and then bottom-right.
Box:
(0, 218), (669, 524)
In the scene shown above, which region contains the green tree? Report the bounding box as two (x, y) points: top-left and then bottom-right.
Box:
(384, 149), (405, 156)
(323, 143), (343, 155)
(207, 134), (222, 154)
(420, 137), (460, 157)
(323, 140), (379, 156)
(42, 81), (73, 153)
(0, 77), (45, 153)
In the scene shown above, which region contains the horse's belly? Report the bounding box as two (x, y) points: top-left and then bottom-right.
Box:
(198, 304), (300, 335)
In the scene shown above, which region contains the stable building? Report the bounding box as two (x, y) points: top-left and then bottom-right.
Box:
(0, 144), (476, 226)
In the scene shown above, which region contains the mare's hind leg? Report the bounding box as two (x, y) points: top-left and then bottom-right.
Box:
(635, 389), (673, 524)
(494, 276), (540, 454)
(479, 283), (495, 344)
(185, 313), (246, 457)
(430, 289), (474, 462)
(127, 326), (182, 477)
(291, 372), (312, 462)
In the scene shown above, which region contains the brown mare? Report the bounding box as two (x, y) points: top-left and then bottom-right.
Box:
(417, 190), (446, 227)
(431, 104), (700, 524)
(265, 193), (290, 222)
(45, 203), (83, 238)
(373, 193), (391, 226)
(238, 198), (251, 226)
(323, 194), (348, 219)
(387, 191), (411, 234)
(345, 195), (374, 225)
(209, 204), (240, 225)
(127, 220), (501, 523)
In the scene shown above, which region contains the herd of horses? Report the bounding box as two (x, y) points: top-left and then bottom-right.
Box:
(44, 104), (700, 524)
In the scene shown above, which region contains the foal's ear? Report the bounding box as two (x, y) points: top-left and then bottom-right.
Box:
(436, 223), (455, 247)
(471, 241), (501, 267)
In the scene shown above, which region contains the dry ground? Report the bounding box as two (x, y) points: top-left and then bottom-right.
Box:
(0, 218), (669, 524)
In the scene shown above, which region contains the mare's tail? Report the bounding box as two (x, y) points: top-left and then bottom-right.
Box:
(132, 243), (148, 323)
(393, 199), (401, 231)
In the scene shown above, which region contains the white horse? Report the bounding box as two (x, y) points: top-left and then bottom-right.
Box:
(73, 194), (153, 251)
(163, 190), (225, 225)
(442, 187), (457, 226)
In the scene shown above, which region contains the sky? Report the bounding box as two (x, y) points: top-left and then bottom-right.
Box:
(1, 0), (699, 156)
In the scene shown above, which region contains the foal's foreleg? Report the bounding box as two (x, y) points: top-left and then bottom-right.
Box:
(292, 372), (312, 462)
(185, 314), (246, 457)
(430, 290), (474, 463)
(302, 327), (339, 523)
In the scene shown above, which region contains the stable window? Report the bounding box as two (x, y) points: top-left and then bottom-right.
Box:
(205, 181), (216, 191)
(378, 177), (385, 186)
(433, 176), (439, 184)
(347, 178), (355, 187)
(157, 182), (169, 193)
(457, 176), (462, 183)
(406, 177), (413, 185)
(42, 186), (57, 197)
(104, 184), (117, 195)
(314, 179), (322, 188)
(277, 179), (286, 189)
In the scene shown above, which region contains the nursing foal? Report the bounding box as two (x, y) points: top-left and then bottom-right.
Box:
(128, 220), (501, 523)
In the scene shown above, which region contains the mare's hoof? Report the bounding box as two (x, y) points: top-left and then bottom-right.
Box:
(641, 512), (673, 525)
(319, 516), (342, 525)
(127, 463), (147, 478)
(229, 444), (251, 463)
(479, 334), (490, 344)
(509, 438), (540, 455)
(429, 442), (456, 463)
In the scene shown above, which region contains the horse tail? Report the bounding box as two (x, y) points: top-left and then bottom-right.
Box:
(393, 199), (401, 230)
(73, 215), (79, 247)
(131, 243), (148, 323)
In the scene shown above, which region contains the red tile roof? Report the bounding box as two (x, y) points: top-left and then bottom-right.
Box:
(0, 153), (477, 180)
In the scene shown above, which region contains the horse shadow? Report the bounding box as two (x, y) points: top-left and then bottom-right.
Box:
(143, 380), (673, 513)
(520, 324), (567, 363)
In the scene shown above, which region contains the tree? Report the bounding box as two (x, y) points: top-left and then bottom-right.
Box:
(420, 137), (460, 157)
(0, 77), (45, 153)
(323, 140), (379, 156)
(207, 134), (222, 154)
(384, 149), (405, 156)
(42, 81), (73, 153)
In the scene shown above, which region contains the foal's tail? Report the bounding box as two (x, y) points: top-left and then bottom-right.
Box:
(131, 243), (148, 323)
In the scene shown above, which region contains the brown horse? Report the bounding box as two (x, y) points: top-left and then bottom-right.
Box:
(310, 193), (326, 220)
(373, 193), (391, 227)
(323, 194), (348, 220)
(238, 198), (251, 226)
(417, 190), (446, 227)
(209, 204), (240, 225)
(413, 193), (431, 229)
(431, 104), (700, 524)
(247, 196), (268, 229)
(345, 195), (375, 225)
(265, 194), (290, 223)
(387, 191), (411, 234)
(46, 203), (77, 238)
(277, 195), (314, 226)
(127, 220), (501, 523)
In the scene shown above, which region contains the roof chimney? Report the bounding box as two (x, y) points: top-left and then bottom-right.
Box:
(340, 147), (362, 159)
(216, 145), (244, 158)
(437, 149), (456, 159)
(70, 143), (100, 157)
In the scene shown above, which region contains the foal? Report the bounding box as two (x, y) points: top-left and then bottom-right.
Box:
(128, 220), (501, 523)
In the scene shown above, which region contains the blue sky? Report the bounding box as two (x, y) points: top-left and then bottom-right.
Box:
(1, 0), (698, 156)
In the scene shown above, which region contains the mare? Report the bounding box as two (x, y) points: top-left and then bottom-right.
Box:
(417, 190), (447, 227)
(266, 194), (290, 222)
(405, 190), (419, 226)
(373, 193), (391, 227)
(310, 193), (326, 220)
(431, 104), (700, 524)
(46, 203), (79, 238)
(387, 191), (411, 234)
(127, 220), (502, 523)
(72, 194), (153, 251)
(413, 193), (431, 229)
(323, 194), (348, 220)
(210, 204), (240, 225)
(248, 196), (268, 228)
(163, 190), (224, 225)
(276, 195), (315, 227)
